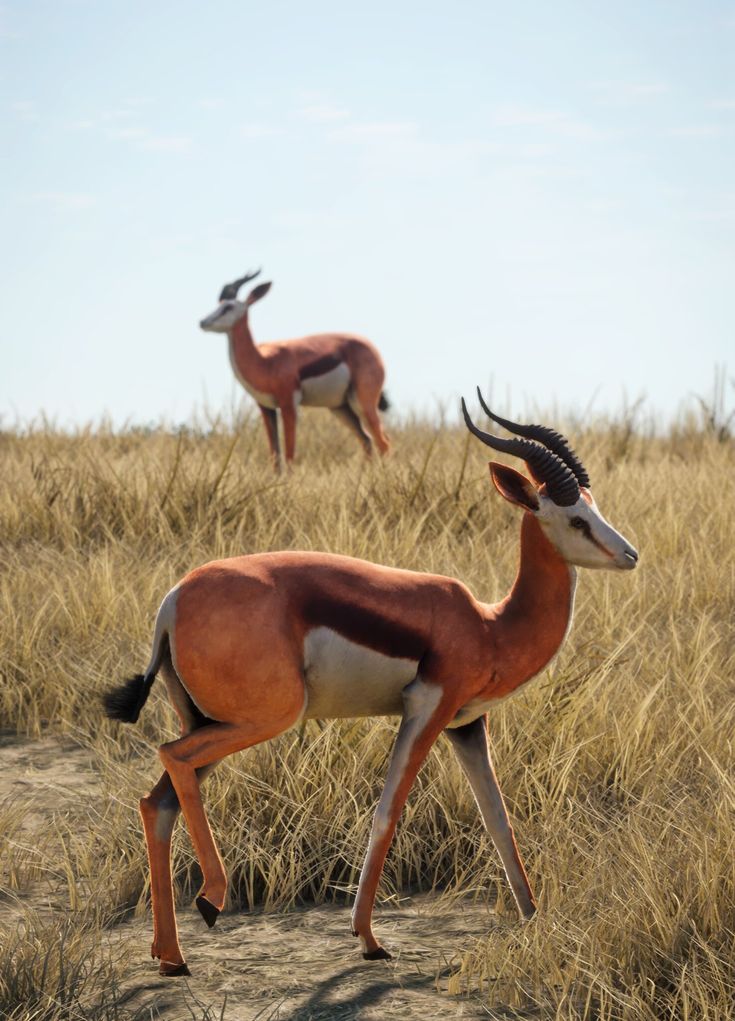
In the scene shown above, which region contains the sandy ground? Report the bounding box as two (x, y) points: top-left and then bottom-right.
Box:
(1, 733), (501, 1020)
(116, 894), (498, 1020)
(0, 731), (102, 927)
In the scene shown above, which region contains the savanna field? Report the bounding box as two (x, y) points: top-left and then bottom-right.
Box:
(1, 405), (734, 1020)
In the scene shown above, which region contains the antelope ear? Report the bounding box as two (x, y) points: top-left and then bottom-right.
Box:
(245, 281), (272, 306)
(489, 462), (540, 511)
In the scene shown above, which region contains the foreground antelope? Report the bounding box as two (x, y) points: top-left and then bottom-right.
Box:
(199, 269), (390, 466)
(103, 394), (638, 975)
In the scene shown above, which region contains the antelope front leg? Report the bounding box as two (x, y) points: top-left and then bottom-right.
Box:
(445, 715), (536, 919)
(279, 400), (297, 464)
(351, 677), (453, 959)
(258, 405), (281, 471)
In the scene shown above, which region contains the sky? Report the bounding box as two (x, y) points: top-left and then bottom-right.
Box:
(1, 0), (733, 427)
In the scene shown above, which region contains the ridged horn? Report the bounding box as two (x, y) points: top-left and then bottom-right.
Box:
(475, 388), (591, 489)
(461, 397), (581, 507)
(219, 268), (262, 301)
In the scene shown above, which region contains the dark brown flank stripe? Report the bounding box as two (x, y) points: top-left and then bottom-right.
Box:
(303, 597), (427, 661)
(298, 353), (344, 380)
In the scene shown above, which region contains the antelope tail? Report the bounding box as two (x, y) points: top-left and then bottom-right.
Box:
(102, 597), (172, 724)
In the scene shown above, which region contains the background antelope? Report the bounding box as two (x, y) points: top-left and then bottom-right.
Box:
(199, 270), (390, 467)
(103, 394), (638, 975)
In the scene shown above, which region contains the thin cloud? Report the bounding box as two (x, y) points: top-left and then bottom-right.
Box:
(9, 100), (38, 122)
(105, 123), (193, 152)
(329, 120), (418, 141)
(140, 134), (192, 153)
(64, 118), (96, 131)
(324, 122), (506, 183)
(669, 123), (725, 138)
(0, 3), (19, 39)
(29, 191), (97, 211)
(684, 193), (735, 223)
(590, 80), (669, 103)
(239, 122), (283, 139)
(299, 103), (350, 123)
(624, 82), (669, 97)
(490, 104), (607, 140)
(100, 109), (136, 123)
(107, 126), (147, 141)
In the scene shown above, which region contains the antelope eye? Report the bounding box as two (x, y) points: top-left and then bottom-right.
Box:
(570, 517), (585, 529)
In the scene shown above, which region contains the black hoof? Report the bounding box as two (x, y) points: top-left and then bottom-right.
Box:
(196, 895), (220, 929)
(363, 947), (393, 961)
(160, 961), (191, 977)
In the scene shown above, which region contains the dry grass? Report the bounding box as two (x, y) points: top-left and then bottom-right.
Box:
(1, 406), (734, 1019)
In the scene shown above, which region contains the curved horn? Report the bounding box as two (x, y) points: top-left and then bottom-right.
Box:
(461, 397), (580, 507)
(219, 268), (262, 301)
(475, 389), (590, 489)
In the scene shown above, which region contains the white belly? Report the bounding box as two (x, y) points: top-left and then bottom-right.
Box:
(303, 627), (418, 719)
(299, 363), (351, 409)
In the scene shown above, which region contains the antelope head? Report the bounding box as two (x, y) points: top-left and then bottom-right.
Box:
(462, 390), (639, 571)
(199, 269), (272, 333)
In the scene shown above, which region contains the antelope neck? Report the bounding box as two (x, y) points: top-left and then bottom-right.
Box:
(483, 513), (576, 697)
(228, 314), (265, 375)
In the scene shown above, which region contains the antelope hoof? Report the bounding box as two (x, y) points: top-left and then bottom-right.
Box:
(196, 895), (220, 929)
(159, 960), (191, 977)
(363, 946), (393, 961)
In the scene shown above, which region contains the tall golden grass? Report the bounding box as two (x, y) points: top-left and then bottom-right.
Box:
(1, 405), (734, 1019)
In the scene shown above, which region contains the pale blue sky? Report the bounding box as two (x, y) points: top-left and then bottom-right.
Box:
(1, 1), (733, 426)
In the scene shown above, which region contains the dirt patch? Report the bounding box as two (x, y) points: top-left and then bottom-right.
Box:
(0, 731), (102, 925)
(0, 731), (100, 823)
(116, 894), (498, 1020)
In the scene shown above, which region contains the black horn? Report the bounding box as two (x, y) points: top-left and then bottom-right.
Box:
(461, 397), (580, 507)
(475, 389), (590, 489)
(219, 268), (262, 301)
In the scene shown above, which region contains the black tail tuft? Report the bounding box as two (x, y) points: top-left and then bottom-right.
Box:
(378, 391), (390, 412)
(103, 673), (154, 724)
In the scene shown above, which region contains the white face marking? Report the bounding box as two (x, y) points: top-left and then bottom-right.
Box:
(303, 627), (418, 720)
(199, 300), (246, 333)
(536, 490), (638, 571)
(299, 363), (351, 409)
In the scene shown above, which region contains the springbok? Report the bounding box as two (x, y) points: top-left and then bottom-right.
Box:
(199, 269), (390, 467)
(103, 394), (638, 975)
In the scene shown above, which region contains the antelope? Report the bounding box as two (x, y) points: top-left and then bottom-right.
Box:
(103, 393), (638, 976)
(199, 269), (390, 467)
